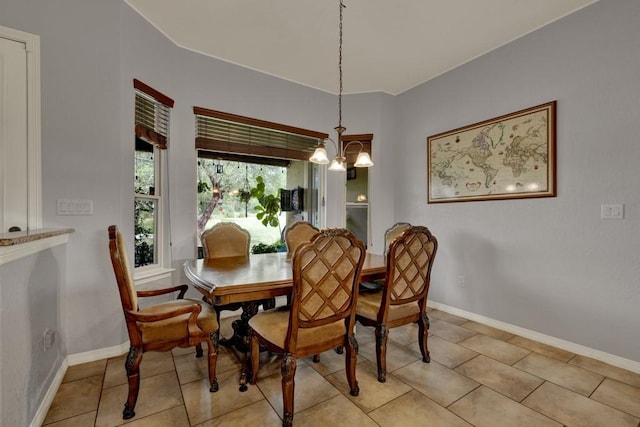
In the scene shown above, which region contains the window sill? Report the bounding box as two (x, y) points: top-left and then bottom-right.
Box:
(134, 266), (175, 285)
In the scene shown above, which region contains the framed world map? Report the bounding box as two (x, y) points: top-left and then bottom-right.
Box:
(427, 101), (556, 203)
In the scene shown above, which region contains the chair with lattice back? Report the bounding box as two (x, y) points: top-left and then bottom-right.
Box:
(283, 221), (320, 310)
(248, 228), (366, 427)
(382, 222), (412, 255)
(356, 225), (437, 382)
(359, 222), (412, 292)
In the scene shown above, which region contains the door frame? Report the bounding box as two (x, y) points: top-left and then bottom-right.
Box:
(0, 25), (42, 230)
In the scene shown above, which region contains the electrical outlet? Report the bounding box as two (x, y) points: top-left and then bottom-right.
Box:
(43, 329), (55, 351)
(457, 275), (465, 287)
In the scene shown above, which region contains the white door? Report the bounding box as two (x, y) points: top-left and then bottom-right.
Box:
(0, 36), (28, 232)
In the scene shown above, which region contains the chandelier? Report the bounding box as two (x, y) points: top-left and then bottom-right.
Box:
(309, 0), (374, 172)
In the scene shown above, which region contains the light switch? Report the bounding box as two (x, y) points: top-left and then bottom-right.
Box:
(601, 204), (624, 219)
(57, 199), (93, 215)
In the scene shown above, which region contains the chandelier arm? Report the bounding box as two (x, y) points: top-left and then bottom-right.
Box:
(341, 140), (363, 155)
(324, 137), (340, 155)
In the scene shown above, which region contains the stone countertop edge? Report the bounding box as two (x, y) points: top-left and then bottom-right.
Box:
(0, 228), (75, 246)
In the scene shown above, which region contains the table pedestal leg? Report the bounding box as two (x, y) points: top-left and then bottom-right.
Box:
(215, 300), (276, 391)
(219, 300), (260, 353)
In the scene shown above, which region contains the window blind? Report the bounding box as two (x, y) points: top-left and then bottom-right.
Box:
(194, 107), (328, 162)
(134, 79), (174, 149)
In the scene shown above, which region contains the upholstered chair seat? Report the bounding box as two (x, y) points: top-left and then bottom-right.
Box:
(356, 291), (419, 322)
(248, 311), (347, 350)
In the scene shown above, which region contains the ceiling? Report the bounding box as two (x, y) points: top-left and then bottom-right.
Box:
(125, 0), (597, 96)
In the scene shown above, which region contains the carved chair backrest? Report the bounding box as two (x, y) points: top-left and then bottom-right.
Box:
(201, 222), (251, 259)
(383, 226), (437, 309)
(109, 225), (147, 344)
(287, 228), (365, 348)
(109, 225), (138, 313)
(383, 222), (412, 256)
(284, 221), (319, 258)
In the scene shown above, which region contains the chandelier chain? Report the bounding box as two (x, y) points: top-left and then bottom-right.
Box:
(338, 0), (344, 130)
(308, 0), (373, 169)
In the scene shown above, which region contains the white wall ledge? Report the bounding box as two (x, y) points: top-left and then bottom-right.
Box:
(0, 228), (74, 265)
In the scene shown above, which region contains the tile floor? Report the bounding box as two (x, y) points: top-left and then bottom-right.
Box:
(43, 309), (640, 426)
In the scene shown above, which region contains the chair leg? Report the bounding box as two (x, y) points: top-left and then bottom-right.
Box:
(281, 353), (297, 427)
(123, 346), (142, 419)
(195, 343), (204, 358)
(208, 331), (220, 392)
(375, 324), (389, 383)
(249, 333), (260, 384)
(418, 312), (431, 363)
(345, 335), (360, 396)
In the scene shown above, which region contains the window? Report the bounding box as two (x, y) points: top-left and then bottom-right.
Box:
(134, 139), (159, 267)
(193, 107), (327, 253)
(196, 158), (288, 248)
(133, 79), (173, 270)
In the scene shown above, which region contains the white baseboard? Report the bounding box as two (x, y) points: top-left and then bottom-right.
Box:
(66, 341), (130, 366)
(428, 300), (640, 374)
(30, 342), (130, 427)
(29, 358), (68, 427)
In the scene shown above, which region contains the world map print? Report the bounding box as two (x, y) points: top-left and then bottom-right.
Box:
(427, 102), (555, 203)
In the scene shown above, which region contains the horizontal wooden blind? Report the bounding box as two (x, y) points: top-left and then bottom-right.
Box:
(194, 107), (328, 161)
(134, 79), (173, 149)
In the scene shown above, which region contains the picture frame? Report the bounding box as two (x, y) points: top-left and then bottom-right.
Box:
(427, 101), (556, 203)
(346, 167), (357, 180)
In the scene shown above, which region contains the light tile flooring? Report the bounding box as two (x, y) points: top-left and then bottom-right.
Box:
(43, 309), (640, 426)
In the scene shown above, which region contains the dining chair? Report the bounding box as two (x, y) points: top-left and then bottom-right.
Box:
(284, 220), (319, 259)
(201, 222), (275, 340)
(248, 228), (366, 427)
(359, 221), (412, 292)
(382, 222), (412, 256)
(356, 225), (437, 382)
(201, 221), (251, 259)
(283, 221), (320, 310)
(200, 222), (250, 320)
(108, 225), (219, 420)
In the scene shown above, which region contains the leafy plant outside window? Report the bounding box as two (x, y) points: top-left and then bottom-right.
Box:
(134, 147), (158, 267)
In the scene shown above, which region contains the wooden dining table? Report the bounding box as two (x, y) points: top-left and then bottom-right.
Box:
(183, 251), (386, 390)
(185, 251), (386, 304)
